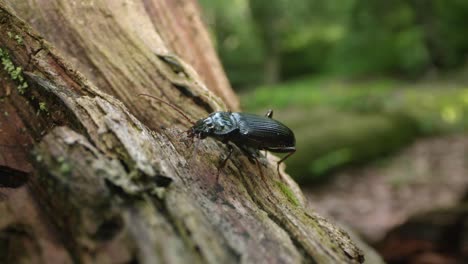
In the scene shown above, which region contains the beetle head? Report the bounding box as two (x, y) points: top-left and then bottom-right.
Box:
(188, 117), (214, 139)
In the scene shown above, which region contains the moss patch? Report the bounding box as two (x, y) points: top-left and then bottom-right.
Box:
(39, 101), (48, 113)
(275, 181), (300, 206)
(14, 35), (23, 45)
(0, 47), (28, 94)
(57, 156), (72, 176)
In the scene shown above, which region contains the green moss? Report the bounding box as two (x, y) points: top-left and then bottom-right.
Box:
(0, 48), (28, 94)
(35, 154), (43, 162)
(17, 82), (28, 94)
(59, 162), (72, 175)
(57, 156), (72, 176)
(275, 181), (300, 206)
(6, 31), (23, 45)
(39, 102), (48, 112)
(14, 35), (23, 45)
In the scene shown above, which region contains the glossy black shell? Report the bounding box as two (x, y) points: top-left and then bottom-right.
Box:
(192, 111), (295, 152)
(231, 113), (295, 151)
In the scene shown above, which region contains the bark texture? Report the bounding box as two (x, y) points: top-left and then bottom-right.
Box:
(0, 1), (364, 263)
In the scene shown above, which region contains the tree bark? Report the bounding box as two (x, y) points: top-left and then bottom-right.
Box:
(0, 1), (364, 263)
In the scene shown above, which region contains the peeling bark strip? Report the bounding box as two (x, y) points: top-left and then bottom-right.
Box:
(0, 1), (364, 263)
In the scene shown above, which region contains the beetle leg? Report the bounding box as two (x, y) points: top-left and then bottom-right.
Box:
(177, 129), (186, 137)
(238, 145), (259, 164)
(240, 146), (267, 168)
(216, 144), (234, 182)
(276, 149), (296, 178)
(265, 109), (273, 118)
(254, 156), (265, 181)
(237, 145), (267, 179)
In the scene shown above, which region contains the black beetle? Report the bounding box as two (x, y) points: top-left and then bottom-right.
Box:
(139, 94), (296, 179)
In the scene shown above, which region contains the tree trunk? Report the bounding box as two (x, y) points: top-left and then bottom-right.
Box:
(249, 0), (282, 85)
(0, 1), (364, 263)
(408, 0), (446, 70)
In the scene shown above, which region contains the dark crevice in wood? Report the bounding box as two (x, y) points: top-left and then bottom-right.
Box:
(103, 178), (135, 200)
(0, 223), (39, 263)
(265, 210), (318, 263)
(150, 194), (207, 263)
(173, 83), (214, 114)
(0, 165), (29, 188)
(92, 215), (124, 242)
(152, 175), (173, 187)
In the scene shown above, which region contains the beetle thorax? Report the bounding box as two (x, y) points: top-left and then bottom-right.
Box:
(190, 112), (236, 139)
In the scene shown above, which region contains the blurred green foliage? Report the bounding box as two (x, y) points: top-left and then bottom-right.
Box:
(199, 0), (468, 88)
(245, 77), (468, 134)
(242, 77), (468, 182)
(199, 0), (468, 183)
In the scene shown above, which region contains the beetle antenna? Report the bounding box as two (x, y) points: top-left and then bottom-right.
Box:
(138, 94), (195, 125)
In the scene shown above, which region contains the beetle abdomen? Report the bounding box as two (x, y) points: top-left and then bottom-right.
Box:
(232, 113), (295, 149)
